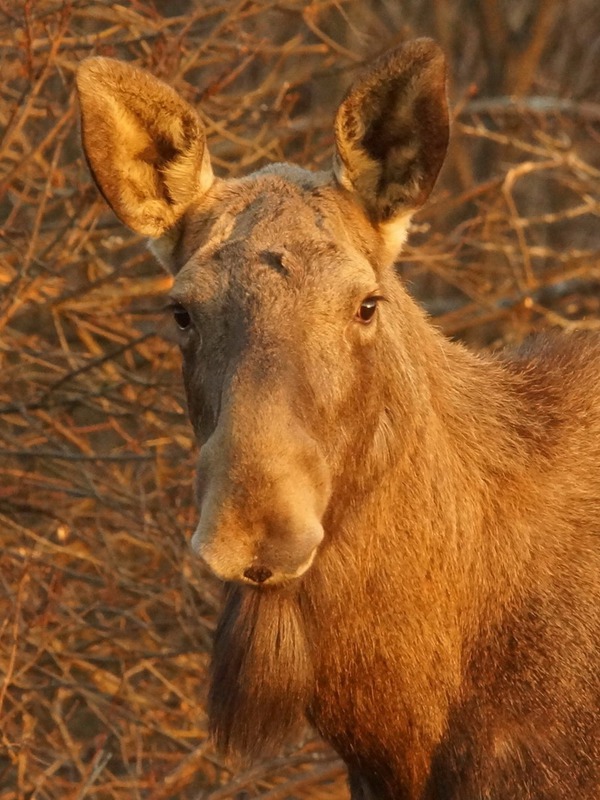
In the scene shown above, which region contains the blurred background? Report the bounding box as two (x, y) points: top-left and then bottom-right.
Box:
(1, 1), (599, 797)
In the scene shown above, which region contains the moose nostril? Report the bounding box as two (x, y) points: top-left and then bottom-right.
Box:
(243, 565), (273, 584)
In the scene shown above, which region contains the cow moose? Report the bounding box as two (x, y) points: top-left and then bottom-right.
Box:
(76, 39), (600, 799)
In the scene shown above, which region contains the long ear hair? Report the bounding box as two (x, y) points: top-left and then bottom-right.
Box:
(76, 57), (213, 240)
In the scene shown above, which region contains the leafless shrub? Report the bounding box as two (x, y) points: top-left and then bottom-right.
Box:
(1, 1), (598, 797)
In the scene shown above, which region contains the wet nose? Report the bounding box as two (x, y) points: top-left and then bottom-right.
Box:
(243, 565), (273, 584)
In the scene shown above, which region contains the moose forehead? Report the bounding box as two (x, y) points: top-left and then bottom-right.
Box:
(170, 167), (380, 307)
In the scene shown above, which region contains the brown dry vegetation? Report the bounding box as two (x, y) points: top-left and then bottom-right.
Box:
(1, 1), (599, 798)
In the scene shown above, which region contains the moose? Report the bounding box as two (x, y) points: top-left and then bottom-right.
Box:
(76, 39), (599, 799)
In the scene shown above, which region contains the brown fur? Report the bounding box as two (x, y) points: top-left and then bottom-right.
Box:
(77, 40), (600, 799)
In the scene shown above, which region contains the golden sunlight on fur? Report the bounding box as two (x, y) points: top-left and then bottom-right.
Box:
(77, 39), (600, 800)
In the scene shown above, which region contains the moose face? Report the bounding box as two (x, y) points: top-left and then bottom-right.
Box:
(76, 39), (448, 586)
(168, 167), (394, 584)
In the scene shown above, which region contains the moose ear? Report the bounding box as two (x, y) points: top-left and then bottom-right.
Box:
(333, 39), (449, 255)
(76, 58), (213, 239)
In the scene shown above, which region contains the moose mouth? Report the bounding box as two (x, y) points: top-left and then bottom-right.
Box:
(239, 546), (319, 586)
(190, 525), (323, 587)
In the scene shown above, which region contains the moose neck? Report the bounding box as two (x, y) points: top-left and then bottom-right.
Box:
(303, 312), (537, 795)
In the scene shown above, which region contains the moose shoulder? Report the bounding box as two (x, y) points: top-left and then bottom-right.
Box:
(76, 40), (600, 800)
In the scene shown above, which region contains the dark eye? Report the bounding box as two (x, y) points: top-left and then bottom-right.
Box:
(356, 296), (379, 324)
(172, 303), (192, 331)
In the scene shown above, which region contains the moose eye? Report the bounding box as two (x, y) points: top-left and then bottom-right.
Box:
(356, 296), (379, 324)
(172, 303), (192, 331)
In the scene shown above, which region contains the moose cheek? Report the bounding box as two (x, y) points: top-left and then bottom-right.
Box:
(183, 374), (221, 445)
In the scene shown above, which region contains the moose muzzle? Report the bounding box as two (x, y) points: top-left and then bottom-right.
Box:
(190, 402), (330, 586)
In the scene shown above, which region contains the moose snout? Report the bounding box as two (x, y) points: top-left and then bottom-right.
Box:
(190, 415), (330, 586)
(191, 503), (325, 585)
